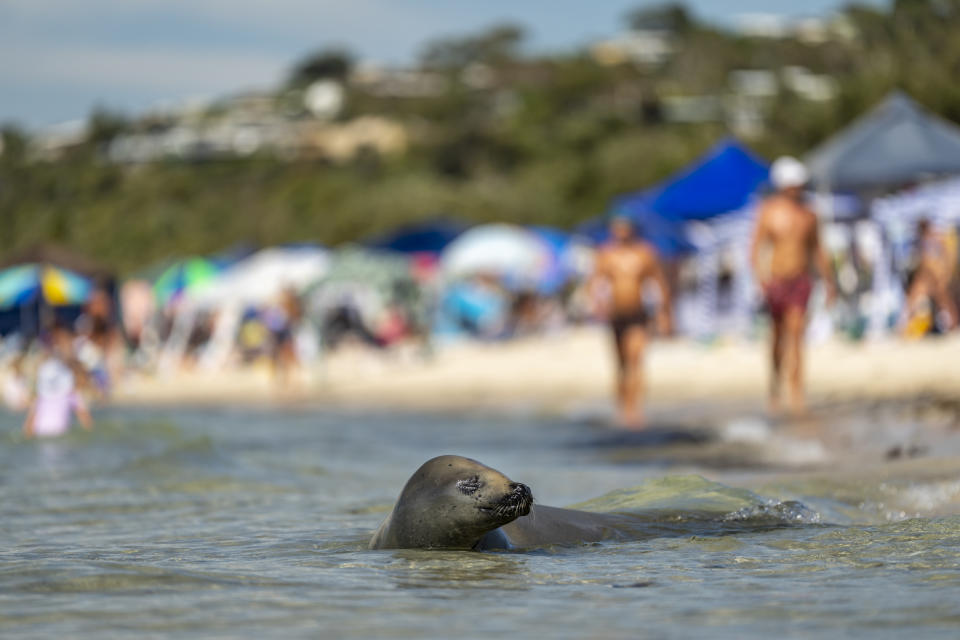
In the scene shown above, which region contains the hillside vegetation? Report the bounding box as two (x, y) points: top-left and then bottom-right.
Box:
(2, 0), (959, 275)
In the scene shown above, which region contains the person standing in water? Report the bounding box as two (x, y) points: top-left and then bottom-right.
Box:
(590, 216), (672, 428)
(22, 325), (93, 439)
(750, 157), (836, 416)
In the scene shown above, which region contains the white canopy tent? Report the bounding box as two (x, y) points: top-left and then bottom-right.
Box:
(190, 246), (330, 308)
(685, 211), (756, 339)
(157, 247), (330, 371)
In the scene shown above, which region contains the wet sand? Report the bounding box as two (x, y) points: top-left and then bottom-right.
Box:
(113, 326), (960, 415)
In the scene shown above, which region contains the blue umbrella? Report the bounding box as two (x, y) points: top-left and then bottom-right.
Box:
(364, 219), (469, 255)
(0, 264), (93, 309)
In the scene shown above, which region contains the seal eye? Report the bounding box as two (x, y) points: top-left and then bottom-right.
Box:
(457, 477), (482, 494)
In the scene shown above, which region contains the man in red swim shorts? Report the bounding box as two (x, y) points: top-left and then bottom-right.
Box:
(750, 157), (835, 416)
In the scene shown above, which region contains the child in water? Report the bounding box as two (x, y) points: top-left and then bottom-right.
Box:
(22, 325), (93, 439)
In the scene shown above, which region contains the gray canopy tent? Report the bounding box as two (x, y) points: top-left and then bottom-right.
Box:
(805, 91), (960, 192)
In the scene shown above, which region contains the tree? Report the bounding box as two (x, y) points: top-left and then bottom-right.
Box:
(625, 3), (694, 33)
(0, 126), (27, 163)
(87, 108), (129, 145)
(420, 23), (525, 69)
(288, 48), (353, 87)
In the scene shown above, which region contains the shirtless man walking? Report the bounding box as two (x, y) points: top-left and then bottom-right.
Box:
(591, 216), (672, 428)
(750, 157), (835, 416)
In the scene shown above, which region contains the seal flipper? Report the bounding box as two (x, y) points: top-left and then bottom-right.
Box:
(474, 527), (513, 551)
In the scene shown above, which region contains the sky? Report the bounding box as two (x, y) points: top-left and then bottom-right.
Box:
(0, 0), (887, 130)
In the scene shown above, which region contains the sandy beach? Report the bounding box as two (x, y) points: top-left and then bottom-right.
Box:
(112, 326), (960, 415)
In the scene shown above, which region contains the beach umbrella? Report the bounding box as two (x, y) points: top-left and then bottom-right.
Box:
(0, 264), (93, 309)
(153, 257), (220, 305)
(526, 226), (598, 294)
(440, 224), (553, 288)
(41, 265), (94, 305)
(0, 265), (41, 308)
(189, 246), (330, 308)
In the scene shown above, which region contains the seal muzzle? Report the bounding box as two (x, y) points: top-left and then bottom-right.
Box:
(494, 482), (533, 518)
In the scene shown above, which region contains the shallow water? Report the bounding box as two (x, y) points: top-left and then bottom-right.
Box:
(2, 406), (960, 638)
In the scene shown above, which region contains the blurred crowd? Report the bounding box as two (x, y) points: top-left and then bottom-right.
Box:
(1, 207), (957, 401)
(2, 122), (960, 432)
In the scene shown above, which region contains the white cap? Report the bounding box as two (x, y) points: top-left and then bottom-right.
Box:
(770, 156), (809, 190)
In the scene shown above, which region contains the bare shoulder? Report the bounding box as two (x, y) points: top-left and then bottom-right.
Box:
(636, 241), (661, 267)
(800, 203), (820, 229)
(636, 240), (656, 256)
(593, 245), (612, 273)
(755, 197), (776, 226)
(759, 193), (785, 212)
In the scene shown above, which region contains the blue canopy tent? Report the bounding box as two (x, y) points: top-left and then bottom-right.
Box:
(364, 219), (469, 255)
(575, 208), (696, 258)
(578, 139), (770, 257)
(646, 139), (770, 221)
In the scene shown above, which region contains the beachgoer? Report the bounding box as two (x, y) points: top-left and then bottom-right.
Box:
(2, 352), (30, 411)
(590, 216), (672, 428)
(22, 326), (92, 439)
(750, 156), (836, 416)
(265, 287), (304, 384)
(904, 218), (957, 334)
(76, 284), (121, 393)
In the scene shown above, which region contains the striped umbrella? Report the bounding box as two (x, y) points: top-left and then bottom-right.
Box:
(0, 264), (93, 309)
(153, 257), (220, 305)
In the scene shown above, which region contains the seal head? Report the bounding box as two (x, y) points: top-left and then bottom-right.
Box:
(369, 455), (533, 550)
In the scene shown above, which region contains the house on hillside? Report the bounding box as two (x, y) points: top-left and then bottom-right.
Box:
(350, 65), (448, 98)
(735, 13), (858, 44)
(589, 30), (675, 67)
(29, 120), (88, 161)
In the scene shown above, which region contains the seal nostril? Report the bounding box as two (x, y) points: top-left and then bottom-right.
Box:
(511, 483), (532, 501)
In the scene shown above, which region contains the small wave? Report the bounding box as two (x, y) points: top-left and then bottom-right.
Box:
(857, 479), (960, 522)
(722, 499), (822, 525)
(568, 474), (824, 530)
(572, 475), (785, 515)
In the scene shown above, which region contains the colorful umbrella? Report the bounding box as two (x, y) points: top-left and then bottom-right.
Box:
(189, 247), (330, 308)
(42, 265), (93, 305)
(0, 264), (93, 309)
(153, 258), (220, 305)
(0, 265), (40, 308)
(440, 224), (553, 289)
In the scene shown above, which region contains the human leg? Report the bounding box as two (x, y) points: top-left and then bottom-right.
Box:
(783, 306), (807, 415)
(610, 323), (628, 417)
(932, 280), (958, 330)
(769, 315), (784, 413)
(619, 326), (647, 429)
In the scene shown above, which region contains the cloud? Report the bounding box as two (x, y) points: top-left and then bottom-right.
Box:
(0, 0), (470, 125)
(0, 41), (286, 94)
